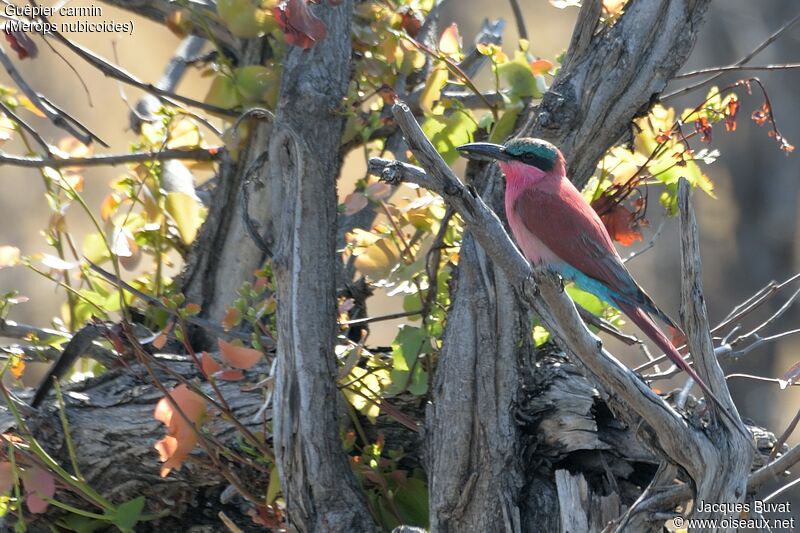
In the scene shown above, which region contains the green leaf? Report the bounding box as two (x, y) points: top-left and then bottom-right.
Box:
(82, 233), (110, 264)
(204, 75), (239, 110)
(113, 496), (145, 531)
(489, 102), (522, 144)
(407, 362), (428, 396)
(421, 109), (478, 165)
(566, 285), (607, 316)
(217, 0), (275, 38)
(165, 191), (205, 245)
(532, 325), (551, 347)
(234, 65), (280, 107)
(386, 326), (426, 395)
(393, 477), (429, 526)
(497, 51), (542, 99)
(58, 514), (105, 533)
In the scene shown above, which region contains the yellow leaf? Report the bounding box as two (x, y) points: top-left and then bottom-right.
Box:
(167, 118), (202, 149)
(418, 67), (448, 113)
(165, 191), (205, 245)
(354, 238), (401, 280)
(17, 95), (45, 117)
(438, 23), (461, 56)
(266, 467), (281, 505)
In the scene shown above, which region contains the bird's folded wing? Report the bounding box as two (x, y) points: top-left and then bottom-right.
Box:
(513, 187), (680, 330)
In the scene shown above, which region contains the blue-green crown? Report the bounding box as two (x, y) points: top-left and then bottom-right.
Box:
(504, 138), (559, 171)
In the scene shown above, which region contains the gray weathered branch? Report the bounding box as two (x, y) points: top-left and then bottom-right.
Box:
(526, 0), (713, 188)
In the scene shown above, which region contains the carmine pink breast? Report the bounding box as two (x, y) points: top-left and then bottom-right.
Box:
(500, 160), (562, 266)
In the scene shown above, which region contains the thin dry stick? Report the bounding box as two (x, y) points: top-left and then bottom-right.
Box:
(664, 11), (800, 99)
(508, 0), (528, 41)
(0, 147), (221, 168)
(675, 62), (800, 78)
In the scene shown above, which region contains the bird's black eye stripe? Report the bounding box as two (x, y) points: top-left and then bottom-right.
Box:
(517, 152), (555, 171)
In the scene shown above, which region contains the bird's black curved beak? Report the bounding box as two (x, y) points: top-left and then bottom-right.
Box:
(457, 142), (511, 162)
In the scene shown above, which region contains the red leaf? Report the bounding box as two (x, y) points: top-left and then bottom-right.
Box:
(725, 96), (739, 132)
(273, 0), (327, 49)
(398, 7), (423, 37)
(694, 117), (712, 142)
(599, 202), (645, 246)
(751, 101), (769, 126)
(4, 31), (37, 60)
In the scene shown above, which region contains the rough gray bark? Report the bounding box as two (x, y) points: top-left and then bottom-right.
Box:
(527, 0), (713, 188)
(426, 234), (528, 532)
(267, 2), (376, 531)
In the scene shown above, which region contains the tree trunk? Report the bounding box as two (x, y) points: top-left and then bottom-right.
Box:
(268, 2), (376, 531)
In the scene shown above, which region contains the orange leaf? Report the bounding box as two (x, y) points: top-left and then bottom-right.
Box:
(153, 384), (207, 477)
(10, 358), (24, 379)
(218, 338), (263, 369)
(222, 307), (242, 330)
(201, 351), (221, 375)
(99, 193), (122, 221)
(530, 59), (553, 75)
(201, 351), (244, 381)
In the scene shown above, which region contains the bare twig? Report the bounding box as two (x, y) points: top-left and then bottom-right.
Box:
(508, 0), (528, 41)
(0, 101), (50, 153)
(675, 62), (800, 78)
(769, 406), (800, 461)
(0, 46), (104, 145)
(342, 310), (422, 326)
(86, 261), (273, 348)
(634, 272), (800, 374)
(0, 318), (115, 365)
(664, 11), (800, 99)
(0, 147), (221, 168)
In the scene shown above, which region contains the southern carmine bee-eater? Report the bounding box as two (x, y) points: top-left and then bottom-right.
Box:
(457, 138), (745, 433)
